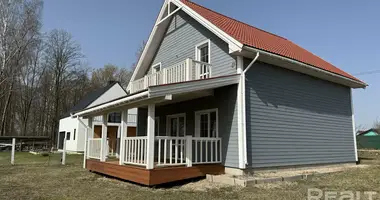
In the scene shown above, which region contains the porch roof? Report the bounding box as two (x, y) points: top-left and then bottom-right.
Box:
(71, 74), (240, 117)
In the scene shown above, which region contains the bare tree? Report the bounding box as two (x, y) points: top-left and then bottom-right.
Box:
(91, 64), (131, 89)
(373, 119), (380, 130)
(130, 40), (146, 70)
(43, 29), (83, 142)
(0, 0), (42, 135)
(17, 37), (44, 135)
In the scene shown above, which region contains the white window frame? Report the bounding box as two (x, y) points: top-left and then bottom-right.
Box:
(195, 39), (211, 63)
(194, 108), (218, 137)
(151, 62), (162, 74)
(166, 113), (186, 137)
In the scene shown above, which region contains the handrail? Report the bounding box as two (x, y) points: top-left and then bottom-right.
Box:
(125, 136), (148, 140)
(129, 58), (212, 94)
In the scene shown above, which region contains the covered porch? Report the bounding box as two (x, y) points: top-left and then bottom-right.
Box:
(76, 75), (240, 185)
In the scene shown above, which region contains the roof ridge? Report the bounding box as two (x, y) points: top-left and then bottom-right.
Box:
(182, 0), (288, 40)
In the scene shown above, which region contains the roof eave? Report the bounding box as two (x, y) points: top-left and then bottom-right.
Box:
(243, 46), (367, 89)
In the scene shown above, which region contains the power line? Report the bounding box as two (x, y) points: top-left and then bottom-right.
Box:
(352, 70), (380, 76)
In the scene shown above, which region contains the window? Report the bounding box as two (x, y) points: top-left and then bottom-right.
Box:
(155, 117), (160, 136)
(66, 132), (71, 140)
(195, 40), (210, 63)
(108, 112), (121, 123)
(73, 129), (76, 140)
(195, 40), (211, 79)
(166, 113), (186, 137)
(195, 109), (218, 137)
(152, 63), (161, 73)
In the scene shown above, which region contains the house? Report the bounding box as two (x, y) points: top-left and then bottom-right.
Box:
(357, 129), (380, 136)
(58, 81), (138, 154)
(70, 0), (367, 186)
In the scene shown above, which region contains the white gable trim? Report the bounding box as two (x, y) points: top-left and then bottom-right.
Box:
(128, 0), (243, 90)
(128, 0), (171, 90)
(172, 0), (243, 53)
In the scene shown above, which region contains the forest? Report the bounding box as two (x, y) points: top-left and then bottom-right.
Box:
(0, 0), (139, 143)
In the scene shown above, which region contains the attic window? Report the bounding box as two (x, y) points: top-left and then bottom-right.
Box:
(152, 63), (161, 73)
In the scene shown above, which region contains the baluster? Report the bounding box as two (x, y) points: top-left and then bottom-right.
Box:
(175, 139), (178, 164)
(211, 140), (214, 162)
(158, 139), (161, 165)
(164, 139), (167, 165)
(170, 139), (173, 164)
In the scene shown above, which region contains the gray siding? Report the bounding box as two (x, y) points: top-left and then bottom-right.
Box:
(146, 10), (236, 76)
(136, 85), (239, 168)
(245, 61), (355, 168)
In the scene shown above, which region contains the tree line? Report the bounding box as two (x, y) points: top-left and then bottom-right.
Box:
(0, 0), (139, 143)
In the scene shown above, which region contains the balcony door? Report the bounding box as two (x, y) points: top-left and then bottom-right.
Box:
(195, 39), (211, 79)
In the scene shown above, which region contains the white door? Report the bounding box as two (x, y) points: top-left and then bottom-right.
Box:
(195, 109), (218, 138)
(166, 114), (186, 163)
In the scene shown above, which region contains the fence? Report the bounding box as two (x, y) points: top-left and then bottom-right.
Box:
(357, 135), (380, 149)
(0, 138), (83, 166)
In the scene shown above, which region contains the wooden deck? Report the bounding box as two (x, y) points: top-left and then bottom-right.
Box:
(86, 159), (224, 186)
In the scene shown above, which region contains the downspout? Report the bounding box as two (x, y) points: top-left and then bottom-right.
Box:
(240, 52), (259, 167)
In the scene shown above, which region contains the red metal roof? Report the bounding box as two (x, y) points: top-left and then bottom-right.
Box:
(181, 0), (362, 83)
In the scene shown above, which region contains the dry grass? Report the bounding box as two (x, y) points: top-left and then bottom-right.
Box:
(0, 152), (379, 199)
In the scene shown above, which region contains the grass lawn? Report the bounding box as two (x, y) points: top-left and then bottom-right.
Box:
(0, 151), (379, 200)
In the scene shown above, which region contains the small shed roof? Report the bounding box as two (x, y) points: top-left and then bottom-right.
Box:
(357, 129), (380, 136)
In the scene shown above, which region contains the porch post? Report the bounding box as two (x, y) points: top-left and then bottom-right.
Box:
(186, 135), (192, 167)
(119, 110), (128, 165)
(146, 104), (155, 169)
(100, 114), (108, 162)
(83, 116), (93, 168)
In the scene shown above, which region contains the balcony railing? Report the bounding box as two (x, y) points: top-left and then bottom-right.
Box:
(93, 114), (137, 125)
(130, 58), (212, 94)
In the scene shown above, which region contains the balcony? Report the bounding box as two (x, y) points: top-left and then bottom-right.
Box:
(93, 114), (137, 126)
(130, 58), (212, 94)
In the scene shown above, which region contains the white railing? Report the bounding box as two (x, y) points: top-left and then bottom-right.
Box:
(130, 58), (212, 94)
(123, 136), (147, 166)
(93, 114), (137, 125)
(146, 71), (161, 87)
(164, 60), (188, 84)
(193, 137), (222, 164)
(87, 138), (102, 159)
(155, 136), (187, 166)
(130, 78), (145, 94)
(120, 135), (222, 168)
(93, 116), (103, 122)
(193, 60), (212, 80)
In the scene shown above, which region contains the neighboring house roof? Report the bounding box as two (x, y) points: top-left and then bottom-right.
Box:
(61, 82), (121, 118)
(357, 129), (380, 136)
(181, 0), (362, 83)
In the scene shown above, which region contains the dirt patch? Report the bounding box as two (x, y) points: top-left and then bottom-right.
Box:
(244, 164), (369, 180)
(178, 179), (237, 191)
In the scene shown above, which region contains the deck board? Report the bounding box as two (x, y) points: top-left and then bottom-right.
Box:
(86, 159), (224, 186)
